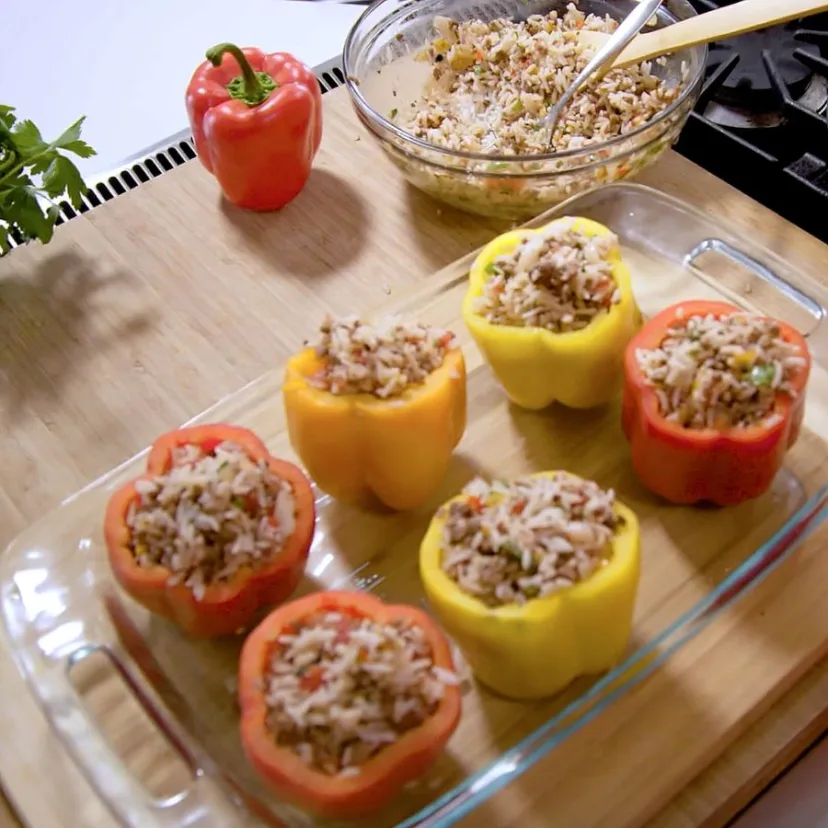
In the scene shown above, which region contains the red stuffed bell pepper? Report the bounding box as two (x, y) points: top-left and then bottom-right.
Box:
(104, 424), (316, 637)
(186, 43), (322, 211)
(622, 300), (811, 506)
(239, 591), (462, 819)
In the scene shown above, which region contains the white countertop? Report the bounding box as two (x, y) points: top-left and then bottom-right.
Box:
(0, 1), (824, 825)
(0, 0), (362, 178)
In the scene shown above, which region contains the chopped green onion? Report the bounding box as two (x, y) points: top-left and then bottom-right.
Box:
(749, 364), (776, 387)
(499, 540), (523, 560)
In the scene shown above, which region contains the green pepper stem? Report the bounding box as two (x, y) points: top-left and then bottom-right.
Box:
(206, 43), (274, 107)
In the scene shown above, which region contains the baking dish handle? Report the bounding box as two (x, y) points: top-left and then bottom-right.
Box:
(684, 238), (825, 318)
(34, 642), (245, 828)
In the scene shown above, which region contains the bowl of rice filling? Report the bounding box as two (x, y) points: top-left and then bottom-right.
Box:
(343, 0), (706, 219)
(419, 471), (641, 700)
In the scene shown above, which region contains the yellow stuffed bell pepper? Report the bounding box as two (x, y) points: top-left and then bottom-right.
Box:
(282, 347), (466, 511)
(462, 217), (641, 410)
(419, 471), (641, 700)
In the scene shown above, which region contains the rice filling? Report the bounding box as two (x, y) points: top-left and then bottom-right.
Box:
(264, 612), (459, 776)
(309, 315), (456, 398)
(634, 311), (807, 429)
(404, 4), (682, 155)
(473, 219), (620, 332)
(127, 441), (296, 599)
(441, 473), (619, 607)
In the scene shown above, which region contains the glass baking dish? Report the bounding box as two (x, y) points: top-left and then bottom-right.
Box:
(2, 183), (826, 828)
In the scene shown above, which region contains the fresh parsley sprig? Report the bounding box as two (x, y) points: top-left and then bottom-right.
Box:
(0, 105), (96, 254)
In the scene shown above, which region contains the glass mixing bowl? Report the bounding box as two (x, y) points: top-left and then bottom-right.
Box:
(343, 0), (707, 220)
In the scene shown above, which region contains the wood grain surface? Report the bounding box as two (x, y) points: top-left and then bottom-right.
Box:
(0, 87), (825, 827)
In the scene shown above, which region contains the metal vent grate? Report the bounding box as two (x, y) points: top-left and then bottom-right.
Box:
(2, 57), (348, 253)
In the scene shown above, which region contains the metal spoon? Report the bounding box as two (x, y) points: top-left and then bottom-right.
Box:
(543, 0), (665, 149)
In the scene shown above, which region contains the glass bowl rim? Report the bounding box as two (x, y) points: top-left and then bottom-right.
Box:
(342, 0), (709, 166)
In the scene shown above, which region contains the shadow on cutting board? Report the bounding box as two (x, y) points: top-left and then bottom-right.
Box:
(0, 250), (153, 424)
(403, 183), (508, 271)
(217, 169), (369, 279)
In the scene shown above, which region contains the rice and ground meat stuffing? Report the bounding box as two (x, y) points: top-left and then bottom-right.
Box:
(128, 442), (296, 599)
(441, 473), (620, 607)
(475, 220), (620, 332)
(263, 611), (459, 776)
(635, 311), (808, 430)
(404, 4), (683, 155)
(309, 314), (456, 399)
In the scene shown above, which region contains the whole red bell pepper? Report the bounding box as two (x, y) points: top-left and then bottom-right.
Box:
(185, 43), (323, 211)
(621, 300), (811, 507)
(238, 591), (462, 819)
(104, 423), (316, 637)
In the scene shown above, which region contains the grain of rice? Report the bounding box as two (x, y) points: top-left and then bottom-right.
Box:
(404, 4), (682, 155)
(474, 217), (620, 332)
(634, 311), (806, 429)
(264, 612), (457, 776)
(126, 441), (296, 599)
(309, 314), (456, 399)
(441, 473), (619, 607)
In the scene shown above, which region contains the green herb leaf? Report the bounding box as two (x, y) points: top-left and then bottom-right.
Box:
(0, 106), (96, 253)
(749, 363), (776, 387)
(28, 149), (58, 176)
(10, 120), (48, 154)
(53, 117), (96, 158)
(0, 105), (17, 128)
(4, 186), (55, 244)
(43, 156), (87, 207)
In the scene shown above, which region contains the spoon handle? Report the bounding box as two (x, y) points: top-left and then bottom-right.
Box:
(612, 0), (828, 70)
(543, 0), (665, 144)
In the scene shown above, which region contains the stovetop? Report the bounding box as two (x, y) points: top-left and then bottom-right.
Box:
(674, 0), (828, 244)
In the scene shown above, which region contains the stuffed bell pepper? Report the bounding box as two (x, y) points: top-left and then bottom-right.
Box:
(104, 424), (316, 637)
(238, 590), (462, 819)
(622, 300), (812, 506)
(186, 43), (322, 211)
(462, 216), (642, 410)
(420, 471), (641, 700)
(283, 315), (467, 511)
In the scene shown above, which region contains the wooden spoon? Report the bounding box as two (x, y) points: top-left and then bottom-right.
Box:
(580, 0), (828, 71)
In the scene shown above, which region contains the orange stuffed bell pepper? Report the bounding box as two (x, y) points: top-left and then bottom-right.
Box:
(104, 424), (315, 637)
(622, 300), (811, 506)
(420, 471), (641, 700)
(186, 43), (322, 211)
(238, 591), (462, 819)
(283, 316), (467, 510)
(462, 216), (642, 410)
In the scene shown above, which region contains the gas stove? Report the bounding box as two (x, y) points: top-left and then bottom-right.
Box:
(674, 0), (828, 244)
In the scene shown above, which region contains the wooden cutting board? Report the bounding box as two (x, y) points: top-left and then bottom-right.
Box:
(0, 86), (826, 828)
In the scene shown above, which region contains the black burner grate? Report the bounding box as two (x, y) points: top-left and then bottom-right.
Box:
(674, 1), (828, 244)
